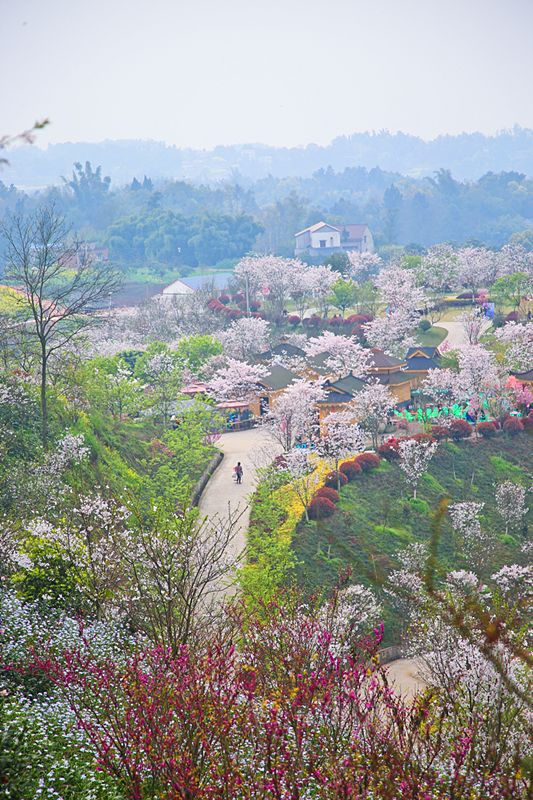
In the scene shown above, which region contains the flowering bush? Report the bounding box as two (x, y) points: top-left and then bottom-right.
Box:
(449, 418), (473, 440)
(314, 486), (340, 503)
(218, 293), (230, 305)
(339, 459), (362, 481)
(288, 314), (301, 326)
(249, 300), (261, 312)
(411, 432), (436, 444)
(524, 412), (533, 431)
(325, 470), (348, 488)
(378, 439), (401, 460)
(477, 420), (498, 438)
(231, 292), (244, 303)
(354, 452), (381, 471)
(308, 495), (337, 519)
(431, 424), (451, 440)
(503, 416), (524, 435)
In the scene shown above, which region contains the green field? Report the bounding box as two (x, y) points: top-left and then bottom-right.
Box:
(417, 324), (448, 347)
(292, 435), (532, 643)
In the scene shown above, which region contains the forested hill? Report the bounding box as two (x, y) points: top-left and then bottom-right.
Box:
(7, 127), (533, 188)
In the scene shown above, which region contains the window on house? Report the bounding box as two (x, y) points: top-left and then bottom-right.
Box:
(319, 239), (326, 248)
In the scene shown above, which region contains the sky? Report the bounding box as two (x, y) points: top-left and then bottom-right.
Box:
(3, 0), (533, 150)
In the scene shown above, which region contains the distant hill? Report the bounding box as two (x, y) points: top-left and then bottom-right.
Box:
(6, 127), (533, 189)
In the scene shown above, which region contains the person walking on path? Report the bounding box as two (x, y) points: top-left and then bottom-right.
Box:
(234, 462), (243, 484)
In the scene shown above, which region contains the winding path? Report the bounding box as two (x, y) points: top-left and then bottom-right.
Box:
(438, 316), (491, 349)
(199, 427), (282, 569)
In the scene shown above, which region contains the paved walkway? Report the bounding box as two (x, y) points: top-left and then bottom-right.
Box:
(385, 657), (427, 701)
(438, 316), (491, 349)
(198, 426), (282, 572)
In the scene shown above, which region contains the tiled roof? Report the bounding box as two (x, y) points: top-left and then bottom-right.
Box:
(368, 348), (406, 369)
(316, 388), (354, 405)
(375, 370), (411, 386)
(327, 373), (368, 394)
(406, 346), (439, 359)
(258, 343), (306, 360)
(512, 368), (533, 380)
(338, 223), (368, 241)
(258, 364), (299, 391)
(405, 357), (440, 371)
(295, 221), (340, 237)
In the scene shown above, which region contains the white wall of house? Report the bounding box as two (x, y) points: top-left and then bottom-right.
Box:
(310, 228), (340, 249)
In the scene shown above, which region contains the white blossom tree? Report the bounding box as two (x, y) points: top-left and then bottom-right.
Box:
(363, 309), (418, 358)
(347, 251), (383, 281)
(374, 264), (428, 315)
(494, 321), (533, 372)
(218, 317), (270, 361)
(456, 246), (498, 299)
(449, 501), (492, 566)
(317, 411), (365, 489)
(417, 244), (459, 293)
(495, 482), (529, 536)
(459, 308), (486, 345)
(207, 358), (268, 402)
(305, 331), (370, 377)
(349, 381), (395, 449)
(397, 438), (438, 498)
(278, 448), (318, 521)
(266, 379), (326, 451)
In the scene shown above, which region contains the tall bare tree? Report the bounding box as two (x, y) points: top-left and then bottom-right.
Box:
(2, 205), (120, 447)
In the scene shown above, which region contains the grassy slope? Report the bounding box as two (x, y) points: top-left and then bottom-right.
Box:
(417, 325), (447, 347)
(292, 435), (532, 643)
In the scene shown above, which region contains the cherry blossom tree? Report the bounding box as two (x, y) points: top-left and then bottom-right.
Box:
(307, 264), (338, 318)
(449, 501), (492, 565)
(349, 381), (395, 449)
(347, 251), (383, 281)
(278, 448), (318, 521)
(495, 481), (529, 536)
(317, 411), (365, 489)
(218, 317), (270, 360)
(417, 243), (459, 293)
(235, 255), (306, 320)
(397, 438), (438, 498)
(363, 308), (418, 358)
(207, 358), (268, 402)
(455, 345), (503, 427)
(456, 246), (498, 300)
(305, 331), (370, 377)
(459, 308), (486, 345)
(374, 264), (428, 315)
(494, 321), (533, 371)
(497, 243), (533, 278)
(266, 379), (326, 450)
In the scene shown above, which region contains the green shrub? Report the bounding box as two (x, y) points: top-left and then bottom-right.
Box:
(418, 318), (431, 332)
(408, 497), (430, 514)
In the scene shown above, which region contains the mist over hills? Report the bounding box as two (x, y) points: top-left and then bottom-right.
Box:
(6, 127), (533, 189)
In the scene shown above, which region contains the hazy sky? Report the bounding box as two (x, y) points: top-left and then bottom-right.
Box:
(3, 0), (533, 149)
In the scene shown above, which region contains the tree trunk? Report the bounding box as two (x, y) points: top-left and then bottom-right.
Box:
(40, 344), (48, 450)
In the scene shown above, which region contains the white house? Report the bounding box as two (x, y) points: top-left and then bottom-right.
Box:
(294, 221), (374, 258)
(162, 272), (233, 296)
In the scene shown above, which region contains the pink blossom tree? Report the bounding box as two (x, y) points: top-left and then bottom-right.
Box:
(397, 438), (438, 498)
(305, 331), (370, 377)
(207, 358), (268, 402)
(266, 379), (326, 450)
